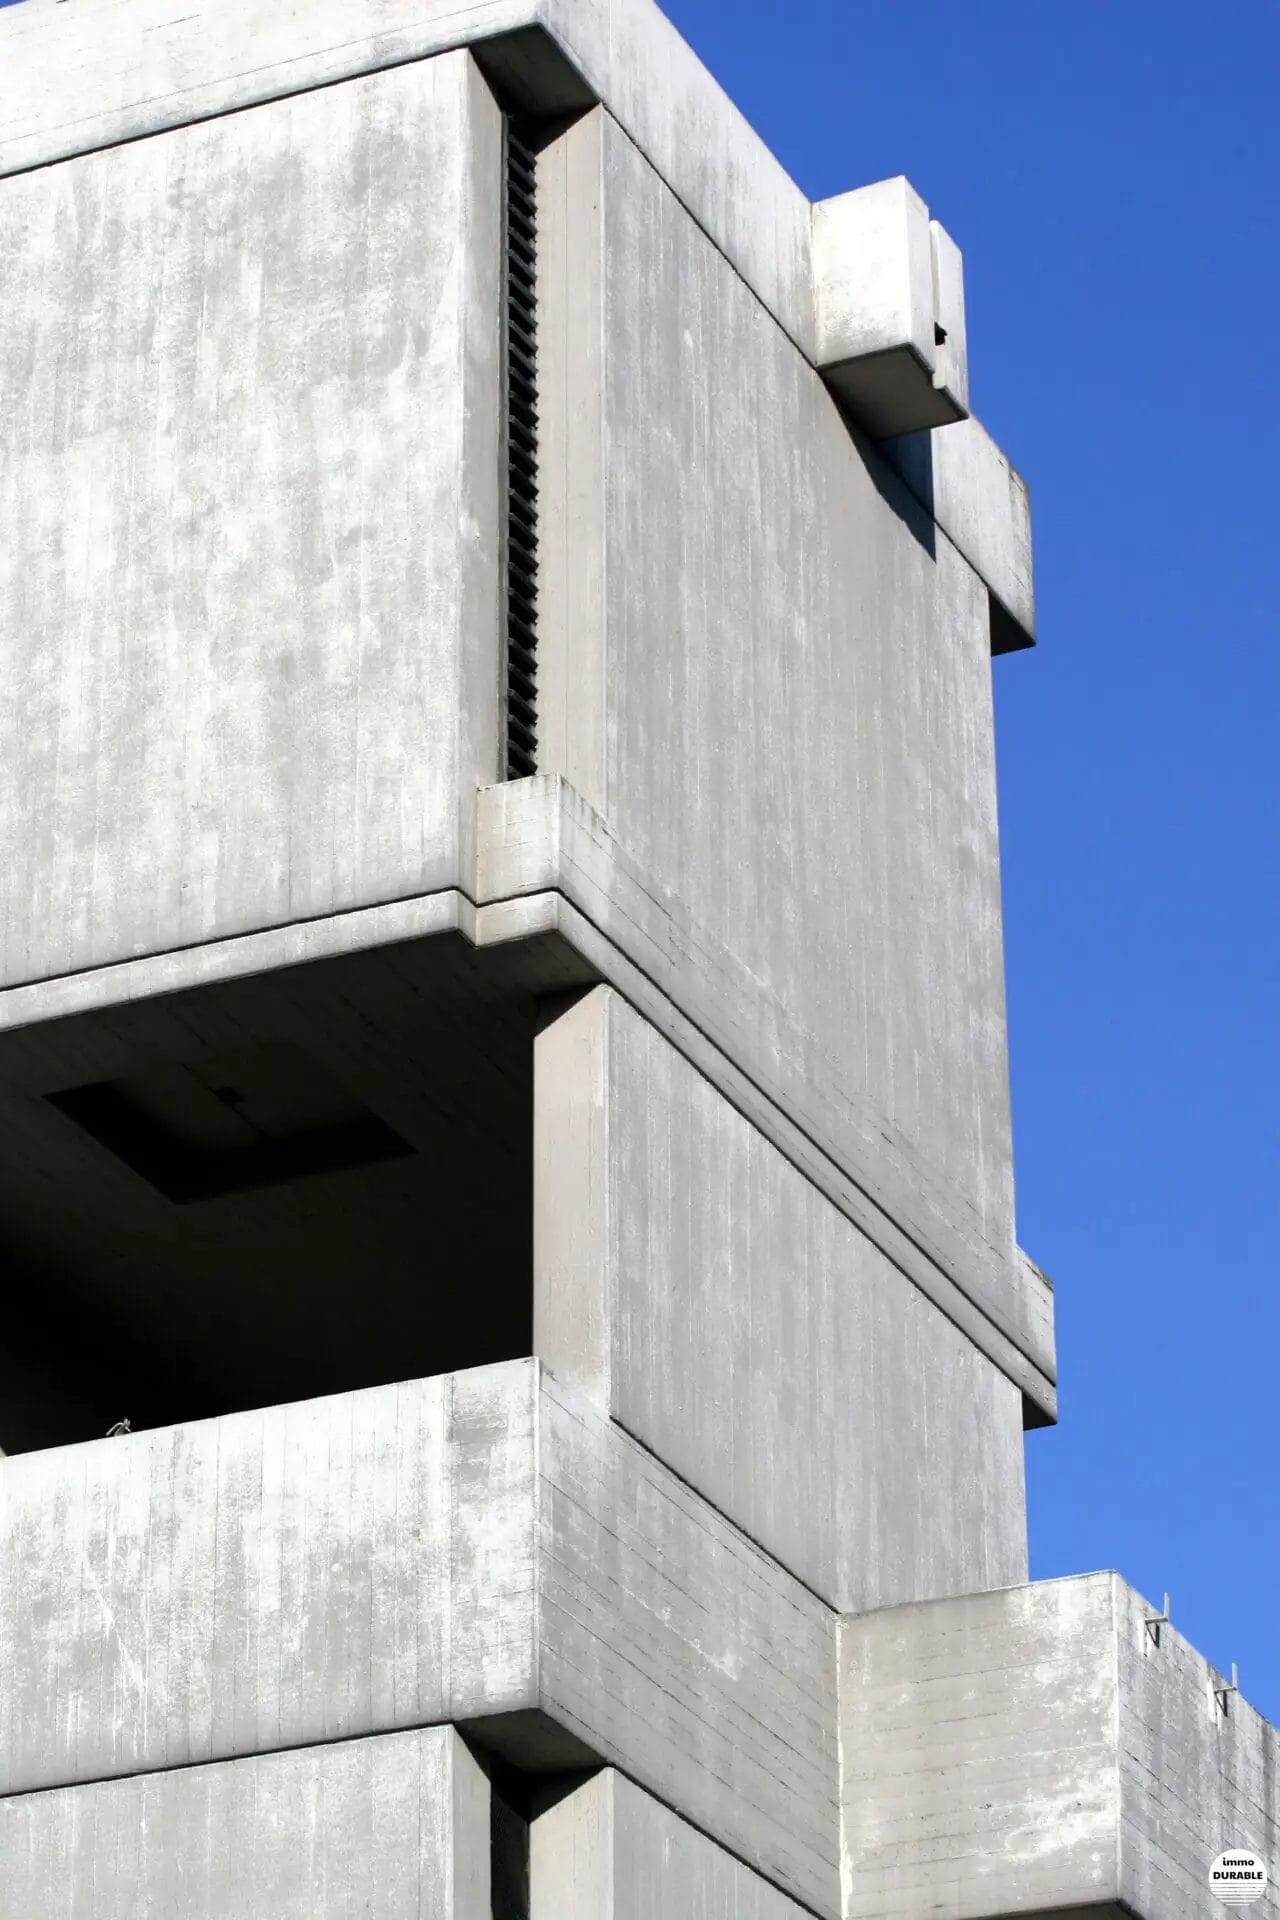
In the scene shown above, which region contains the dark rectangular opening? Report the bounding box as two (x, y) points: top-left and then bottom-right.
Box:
(0, 936), (544, 1457)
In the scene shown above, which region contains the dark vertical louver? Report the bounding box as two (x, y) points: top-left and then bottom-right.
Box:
(504, 121), (539, 779)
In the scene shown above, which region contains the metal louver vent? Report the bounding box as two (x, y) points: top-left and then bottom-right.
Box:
(504, 121), (539, 779)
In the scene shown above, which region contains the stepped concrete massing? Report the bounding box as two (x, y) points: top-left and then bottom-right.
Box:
(0, 0), (1271, 1915)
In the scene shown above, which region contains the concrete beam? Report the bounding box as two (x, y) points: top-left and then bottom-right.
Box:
(883, 417), (1036, 647)
(813, 179), (969, 437)
(0, 1727), (491, 1919)
(535, 985), (1029, 1612)
(840, 1573), (1280, 1920)
(530, 1770), (811, 1919)
(0, 1361), (838, 1917)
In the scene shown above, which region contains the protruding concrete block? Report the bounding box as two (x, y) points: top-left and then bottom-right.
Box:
(530, 1769), (811, 1919)
(0, 1726), (491, 1920)
(0, 1361), (837, 1917)
(840, 1573), (1280, 1920)
(813, 177), (968, 436)
(535, 984), (1029, 1612)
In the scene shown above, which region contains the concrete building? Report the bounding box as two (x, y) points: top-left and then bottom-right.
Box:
(0, 0), (1273, 1914)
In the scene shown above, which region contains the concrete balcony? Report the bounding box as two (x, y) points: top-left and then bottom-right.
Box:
(0, 1361), (837, 1918)
(841, 1572), (1279, 1920)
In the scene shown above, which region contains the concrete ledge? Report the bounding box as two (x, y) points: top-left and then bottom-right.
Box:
(882, 417), (1036, 646)
(0, 1361), (838, 1917)
(0, 1726), (491, 1919)
(531, 1770), (811, 1918)
(840, 1573), (1280, 1920)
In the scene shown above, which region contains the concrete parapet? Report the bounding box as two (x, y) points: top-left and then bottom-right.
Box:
(535, 983), (1028, 1612)
(530, 1769), (811, 1918)
(0, 1726), (491, 1920)
(0, 1361), (838, 1916)
(840, 1572), (1280, 1919)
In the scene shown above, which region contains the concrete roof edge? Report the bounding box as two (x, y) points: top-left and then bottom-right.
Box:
(0, 0), (1035, 543)
(0, 0), (818, 353)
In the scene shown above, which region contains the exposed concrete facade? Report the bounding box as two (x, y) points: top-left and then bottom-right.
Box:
(0, 0), (1270, 1915)
(841, 1575), (1280, 1920)
(0, 1727), (492, 1920)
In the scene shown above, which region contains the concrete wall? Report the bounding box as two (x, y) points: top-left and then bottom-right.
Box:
(0, 1726), (491, 1920)
(0, 50), (502, 987)
(530, 1769), (811, 1918)
(535, 985), (1028, 1612)
(840, 1573), (1280, 1920)
(537, 108), (1021, 1350)
(0, 1361), (838, 1916)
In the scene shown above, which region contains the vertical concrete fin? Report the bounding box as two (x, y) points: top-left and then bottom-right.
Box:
(534, 986), (613, 1407)
(530, 1770), (616, 1919)
(450, 1730), (496, 1920)
(533, 108), (609, 815)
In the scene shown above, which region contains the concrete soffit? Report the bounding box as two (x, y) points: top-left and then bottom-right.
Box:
(0, 0), (1034, 647)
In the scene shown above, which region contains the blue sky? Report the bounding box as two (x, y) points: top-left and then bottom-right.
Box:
(5, 0), (1276, 1721)
(660, 0), (1280, 1717)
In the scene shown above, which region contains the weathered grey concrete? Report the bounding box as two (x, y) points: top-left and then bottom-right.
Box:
(0, 1726), (491, 1920)
(533, 108), (1022, 1349)
(884, 415), (1036, 644)
(0, 779), (1055, 1421)
(813, 178), (969, 436)
(840, 1573), (1280, 1920)
(0, 0), (1030, 636)
(0, 0), (815, 367)
(0, 50), (502, 988)
(535, 985), (1028, 1611)
(479, 777), (1056, 1414)
(530, 1769), (811, 1919)
(0, 1361), (837, 1916)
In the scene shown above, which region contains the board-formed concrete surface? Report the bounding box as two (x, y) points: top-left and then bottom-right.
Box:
(0, 1726), (491, 1920)
(533, 107), (1019, 1310)
(0, 1361), (837, 1916)
(0, 49), (502, 987)
(535, 985), (1028, 1612)
(530, 1769), (812, 1919)
(840, 1572), (1280, 1920)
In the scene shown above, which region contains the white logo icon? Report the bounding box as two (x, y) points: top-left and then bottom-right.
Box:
(1210, 1850), (1268, 1907)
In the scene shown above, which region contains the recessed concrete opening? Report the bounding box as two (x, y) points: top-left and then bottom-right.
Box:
(0, 932), (578, 1456)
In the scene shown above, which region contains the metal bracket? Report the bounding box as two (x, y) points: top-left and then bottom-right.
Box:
(1212, 1663), (1240, 1714)
(1144, 1593), (1171, 1646)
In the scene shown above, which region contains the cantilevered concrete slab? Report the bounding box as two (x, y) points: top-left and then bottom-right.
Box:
(0, 1362), (837, 1917)
(535, 985), (1028, 1612)
(0, 1727), (491, 1920)
(840, 1573), (1280, 1920)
